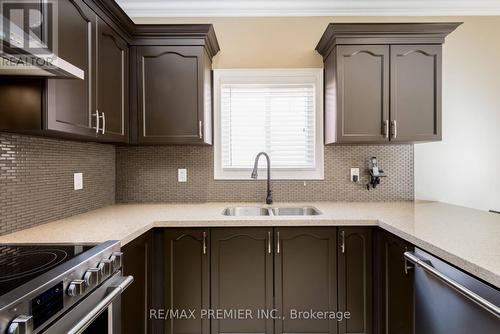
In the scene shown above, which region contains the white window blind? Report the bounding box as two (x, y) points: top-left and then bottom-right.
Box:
(214, 69), (324, 180)
(221, 84), (316, 169)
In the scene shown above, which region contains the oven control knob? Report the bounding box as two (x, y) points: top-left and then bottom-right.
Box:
(83, 268), (101, 287)
(67, 280), (85, 296)
(7, 315), (33, 334)
(109, 252), (123, 270)
(98, 259), (113, 277)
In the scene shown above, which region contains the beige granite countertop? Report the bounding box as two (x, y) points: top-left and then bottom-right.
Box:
(0, 201), (499, 288)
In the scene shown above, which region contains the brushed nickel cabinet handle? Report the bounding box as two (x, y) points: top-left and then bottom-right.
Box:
(199, 120), (203, 139)
(268, 231), (272, 254)
(92, 110), (100, 134)
(383, 120), (389, 138)
(340, 230), (345, 254)
(391, 120), (397, 139)
(276, 231), (280, 254)
(202, 232), (207, 255)
(101, 112), (106, 135)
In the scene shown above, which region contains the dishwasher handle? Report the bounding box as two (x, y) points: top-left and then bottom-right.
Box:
(67, 275), (134, 334)
(404, 251), (500, 318)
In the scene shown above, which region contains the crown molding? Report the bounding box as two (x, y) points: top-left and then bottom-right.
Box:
(116, 0), (500, 17)
(315, 22), (462, 58)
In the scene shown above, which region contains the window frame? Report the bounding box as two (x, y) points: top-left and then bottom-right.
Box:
(213, 68), (324, 180)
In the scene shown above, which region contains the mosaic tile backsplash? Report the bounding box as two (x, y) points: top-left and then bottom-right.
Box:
(0, 133), (115, 236)
(116, 144), (414, 203)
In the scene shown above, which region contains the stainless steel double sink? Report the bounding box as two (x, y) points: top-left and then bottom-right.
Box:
(222, 206), (321, 216)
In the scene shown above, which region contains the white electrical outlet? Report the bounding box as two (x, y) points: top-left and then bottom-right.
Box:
(350, 168), (360, 183)
(74, 173), (83, 190)
(178, 168), (187, 182)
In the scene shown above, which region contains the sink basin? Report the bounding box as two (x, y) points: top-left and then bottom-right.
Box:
(222, 207), (271, 216)
(271, 207), (322, 216)
(222, 206), (321, 216)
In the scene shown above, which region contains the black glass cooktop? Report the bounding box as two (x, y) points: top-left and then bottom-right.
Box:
(0, 244), (93, 296)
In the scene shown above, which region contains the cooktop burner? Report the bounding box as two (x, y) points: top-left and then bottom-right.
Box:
(0, 245), (93, 296)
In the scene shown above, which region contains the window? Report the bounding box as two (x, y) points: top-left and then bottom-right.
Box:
(214, 69), (324, 180)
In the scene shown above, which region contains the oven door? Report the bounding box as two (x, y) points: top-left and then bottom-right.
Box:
(42, 272), (133, 334)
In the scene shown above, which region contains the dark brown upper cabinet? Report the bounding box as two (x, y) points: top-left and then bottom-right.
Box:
(45, 0), (95, 138)
(390, 45), (442, 142)
(95, 17), (129, 142)
(133, 43), (215, 145)
(0, 0), (131, 142)
(164, 229), (210, 334)
(211, 228), (274, 334)
(374, 229), (415, 334)
(316, 23), (461, 144)
(330, 45), (389, 143)
(1, 0), (219, 146)
(128, 24), (219, 145)
(338, 228), (372, 334)
(275, 227), (338, 334)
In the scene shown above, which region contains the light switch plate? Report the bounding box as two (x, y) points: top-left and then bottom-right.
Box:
(74, 172), (83, 190)
(350, 168), (360, 182)
(178, 168), (187, 183)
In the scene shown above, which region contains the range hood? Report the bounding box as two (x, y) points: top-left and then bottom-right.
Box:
(0, 15), (84, 79)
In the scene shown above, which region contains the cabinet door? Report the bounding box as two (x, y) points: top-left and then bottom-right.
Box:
(45, 0), (95, 137)
(390, 45), (442, 142)
(122, 231), (152, 334)
(137, 46), (207, 144)
(211, 228), (274, 334)
(164, 229), (210, 334)
(374, 230), (414, 334)
(335, 45), (390, 143)
(275, 227), (338, 334)
(96, 18), (129, 142)
(338, 228), (372, 334)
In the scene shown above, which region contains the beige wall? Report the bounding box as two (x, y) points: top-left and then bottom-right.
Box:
(134, 16), (500, 211)
(134, 16), (472, 69)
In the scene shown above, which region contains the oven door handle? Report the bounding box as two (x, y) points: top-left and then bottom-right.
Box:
(67, 275), (134, 334)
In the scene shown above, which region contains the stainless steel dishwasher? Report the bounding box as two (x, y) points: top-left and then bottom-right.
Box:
(405, 248), (500, 334)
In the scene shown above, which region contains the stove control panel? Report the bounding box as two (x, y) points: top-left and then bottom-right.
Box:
(6, 315), (33, 334)
(0, 241), (122, 334)
(67, 280), (85, 297)
(111, 251), (123, 270)
(83, 268), (101, 287)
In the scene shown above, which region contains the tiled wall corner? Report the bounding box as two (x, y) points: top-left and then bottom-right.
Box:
(116, 144), (414, 203)
(0, 133), (115, 235)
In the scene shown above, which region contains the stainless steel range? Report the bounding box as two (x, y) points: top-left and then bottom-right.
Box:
(0, 240), (133, 334)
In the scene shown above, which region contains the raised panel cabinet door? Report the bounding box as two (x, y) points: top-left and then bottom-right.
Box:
(338, 228), (373, 334)
(275, 227), (338, 334)
(137, 46), (206, 144)
(164, 229), (210, 334)
(374, 230), (414, 334)
(122, 231), (152, 334)
(96, 18), (129, 142)
(45, 0), (95, 137)
(336, 45), (390, 143)
(211, 228), (274, 334)
(390, 45), (442, 142)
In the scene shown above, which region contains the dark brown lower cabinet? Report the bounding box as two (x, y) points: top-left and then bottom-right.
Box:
(164, 229), (210, 334)
(129, 227), (414, 334)
(122, 231), (152, 334)
(338, 228), (373, 334)
(374, 230), (414, 334)
(211, 228), (274, 334)
(275, 227), (338, 334)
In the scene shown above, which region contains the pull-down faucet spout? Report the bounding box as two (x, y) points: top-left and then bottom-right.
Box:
(251, 152), (273, 205)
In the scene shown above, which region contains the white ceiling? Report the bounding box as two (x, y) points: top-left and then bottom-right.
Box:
(116, 0), (500, 17)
